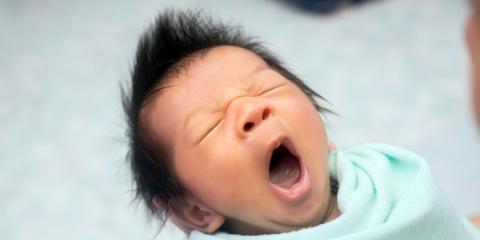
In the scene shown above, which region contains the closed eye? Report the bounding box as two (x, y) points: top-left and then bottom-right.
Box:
(194, 83), (285, 145)
(256, 83), (287, 96)
(196, 117), (223, 145)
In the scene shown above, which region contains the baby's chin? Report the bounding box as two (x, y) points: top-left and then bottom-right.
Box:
(220, 189), (338, 235)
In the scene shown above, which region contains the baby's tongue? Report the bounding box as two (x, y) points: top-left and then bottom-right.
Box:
(269, 153), (301, 188)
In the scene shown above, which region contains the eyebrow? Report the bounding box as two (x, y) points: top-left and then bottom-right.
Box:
(142, 84), (173, 108)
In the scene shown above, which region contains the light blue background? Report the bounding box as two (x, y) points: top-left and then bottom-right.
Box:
(1, 0), (479, 239)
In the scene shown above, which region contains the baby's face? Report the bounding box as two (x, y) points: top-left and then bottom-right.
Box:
(145, 46), (333, 234)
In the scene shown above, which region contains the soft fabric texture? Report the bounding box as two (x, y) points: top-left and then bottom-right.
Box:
(190, 143), (480, 240)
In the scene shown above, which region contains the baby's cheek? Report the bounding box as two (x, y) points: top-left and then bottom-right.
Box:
(194, 152), (260, 211)
(205, 174), (263, 217)
(286, 98), (325, 135)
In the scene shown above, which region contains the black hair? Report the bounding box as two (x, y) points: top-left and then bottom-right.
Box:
(122, 9), (330, 225)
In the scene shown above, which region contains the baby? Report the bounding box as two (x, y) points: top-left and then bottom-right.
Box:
(123, 9), (480, 239)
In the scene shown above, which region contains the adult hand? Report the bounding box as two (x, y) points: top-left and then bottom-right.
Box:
(465, 7), (480, 127)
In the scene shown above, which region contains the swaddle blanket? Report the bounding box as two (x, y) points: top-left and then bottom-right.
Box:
(190, 143), (480, 240)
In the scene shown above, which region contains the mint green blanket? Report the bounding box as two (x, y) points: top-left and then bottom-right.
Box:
(190, 143), (480, 240)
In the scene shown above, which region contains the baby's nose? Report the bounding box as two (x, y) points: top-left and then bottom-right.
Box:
(231, 97), (273, 138)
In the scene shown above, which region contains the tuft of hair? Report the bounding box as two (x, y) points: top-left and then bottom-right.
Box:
(122, 8), (331, 226)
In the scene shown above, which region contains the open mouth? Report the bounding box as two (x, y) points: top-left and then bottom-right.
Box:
(266, 136), (311, 202)
(269, 144), (302, 188)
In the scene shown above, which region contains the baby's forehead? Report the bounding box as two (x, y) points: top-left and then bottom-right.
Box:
(176, 46), (270, 82)
(143, 46), (276, 117)
(161, 46), (280, 98)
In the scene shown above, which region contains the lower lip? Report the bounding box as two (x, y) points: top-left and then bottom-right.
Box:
(269, 161), (311, 203)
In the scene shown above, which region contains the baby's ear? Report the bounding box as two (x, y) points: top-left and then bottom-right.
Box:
(154, 196), (225, 234)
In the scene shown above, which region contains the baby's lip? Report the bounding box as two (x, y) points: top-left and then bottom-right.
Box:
(265, 135), (311, 203)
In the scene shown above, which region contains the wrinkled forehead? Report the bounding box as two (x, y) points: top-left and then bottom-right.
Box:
(155, 46), (274, 111)
(140, 46), (274, 140)
(171, 46), (270, 87)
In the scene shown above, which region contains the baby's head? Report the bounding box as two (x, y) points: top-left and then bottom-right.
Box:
(124, 9), (338, 235)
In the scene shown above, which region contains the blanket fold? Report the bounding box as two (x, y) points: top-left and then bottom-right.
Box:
(190, 143), (480, 240)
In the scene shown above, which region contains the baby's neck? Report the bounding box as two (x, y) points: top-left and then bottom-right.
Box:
(324, 194), (341, 223)
(220, 192), (341, 235)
